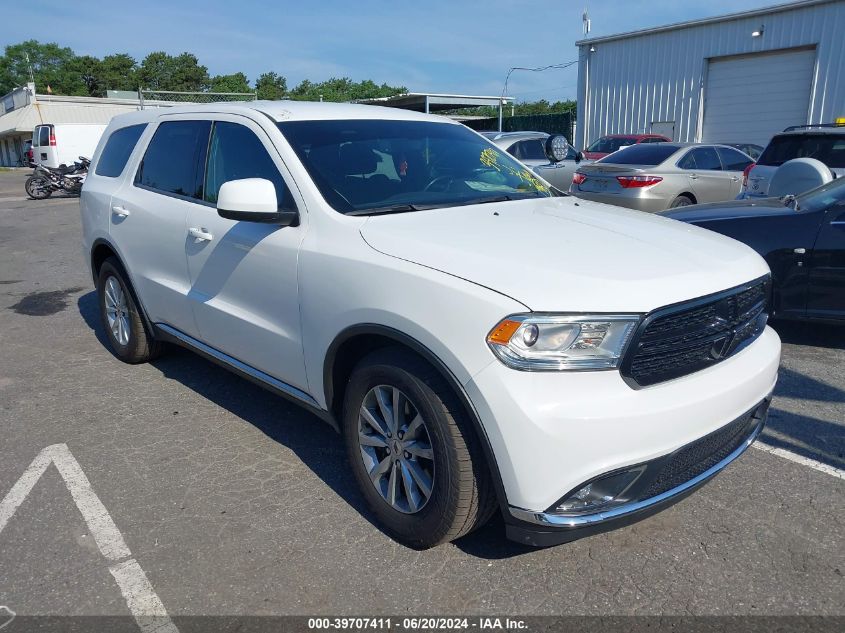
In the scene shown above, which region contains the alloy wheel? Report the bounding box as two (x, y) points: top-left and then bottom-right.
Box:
(103, 276), (131, 346)
(357, 385), (435, 514)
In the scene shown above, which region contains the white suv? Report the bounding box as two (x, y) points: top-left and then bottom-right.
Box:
(80, 102), (781, 548)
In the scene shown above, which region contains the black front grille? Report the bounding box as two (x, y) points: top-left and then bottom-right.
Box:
(639, 408), (761, 499)
(622, 277), (769, 387)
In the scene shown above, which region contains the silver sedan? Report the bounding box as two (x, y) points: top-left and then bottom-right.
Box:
(569, 143), (755, 212)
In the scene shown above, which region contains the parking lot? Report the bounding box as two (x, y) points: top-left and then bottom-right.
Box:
(0, 169), (842, 626)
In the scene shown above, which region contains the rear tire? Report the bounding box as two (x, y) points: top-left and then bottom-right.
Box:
(342, 347), (497, 548)
(96, 258), (161, 363)
(669, 194), (694, 208)
(25, 176), (52, 199)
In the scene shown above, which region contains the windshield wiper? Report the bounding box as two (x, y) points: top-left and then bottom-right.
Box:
(346, 204), (422, 216)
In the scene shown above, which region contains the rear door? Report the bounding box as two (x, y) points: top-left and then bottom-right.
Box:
(109, 117), (211, 336)
(184, 115), (309, 391)
(677, 147), (732, 203)
(806, 200), (845, 320)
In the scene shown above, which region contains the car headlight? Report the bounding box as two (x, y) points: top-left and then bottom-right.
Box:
(486, 314), (640, 371)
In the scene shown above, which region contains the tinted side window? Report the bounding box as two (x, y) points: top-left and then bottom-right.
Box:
(716, 147), (754, 171)
(204, 121), (295, 210)
(689, 147), (721, 170)
(136, 120), (211, 199)
(509, 139), (547, 161)
(678, 151), (696, 170)
(95, 124), (147, 177)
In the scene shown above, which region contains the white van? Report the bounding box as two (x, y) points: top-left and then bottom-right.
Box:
(32, 123), (106, 168)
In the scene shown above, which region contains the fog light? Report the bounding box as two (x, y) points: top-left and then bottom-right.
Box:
(554, 467), (645, 514)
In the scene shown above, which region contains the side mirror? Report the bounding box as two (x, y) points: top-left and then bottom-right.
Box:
(544, 135), (571, 164)
(217, 178), (298, 226)
(575, 151), (584, 164)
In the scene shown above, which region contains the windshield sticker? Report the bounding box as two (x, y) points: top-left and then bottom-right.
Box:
(478, 148), (549, 193)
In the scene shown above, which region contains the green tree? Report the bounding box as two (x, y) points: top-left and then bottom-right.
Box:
(63, 55), (101, 96)
(97, 54), (138, 95)
(138, 51), (209, 92)
(0, 40), (83, 95)
(255, 71), (287, 100)
(289, 77), (405, 102)
(209, 72), (251, 94)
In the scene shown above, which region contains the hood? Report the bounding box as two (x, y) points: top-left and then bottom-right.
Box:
(659, 197), (793, 222)
(359, 197), (770, 313)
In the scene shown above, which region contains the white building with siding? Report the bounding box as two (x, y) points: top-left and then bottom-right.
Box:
(574, 0), (845, 149)
(0, 86), (170, 167)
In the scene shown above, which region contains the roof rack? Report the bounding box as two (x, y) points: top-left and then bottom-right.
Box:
(782, 123), (845, 132)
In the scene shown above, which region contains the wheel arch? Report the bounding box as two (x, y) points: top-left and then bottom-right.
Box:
(324, 324), (510, 514)
(89, 238), (157, 339)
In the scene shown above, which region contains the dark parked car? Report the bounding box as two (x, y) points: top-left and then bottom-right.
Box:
(662, 177), (845, 324)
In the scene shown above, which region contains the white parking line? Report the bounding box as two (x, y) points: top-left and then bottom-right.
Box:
(0, 444), (179, 633)
(753, 442), (845, 480)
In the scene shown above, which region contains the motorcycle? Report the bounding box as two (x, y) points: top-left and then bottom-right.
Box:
(25, 156), (91, 200)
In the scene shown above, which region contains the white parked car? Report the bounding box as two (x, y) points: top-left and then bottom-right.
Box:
(81, 102), (780, 548)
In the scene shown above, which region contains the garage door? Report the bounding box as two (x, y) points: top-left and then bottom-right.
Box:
(701, 48), (816, 148)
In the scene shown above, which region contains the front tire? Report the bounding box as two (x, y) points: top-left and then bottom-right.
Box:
(25, 175), (52, 199)
(342, 348), (496, 548)
(96, 258), (161, 363)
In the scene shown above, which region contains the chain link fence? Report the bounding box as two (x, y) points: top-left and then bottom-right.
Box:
(139, 89), (257, 109)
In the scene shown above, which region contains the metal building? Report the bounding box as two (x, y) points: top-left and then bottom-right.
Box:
(574, 0), (845, 149)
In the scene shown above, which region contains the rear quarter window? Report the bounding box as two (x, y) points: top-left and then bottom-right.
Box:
(597, 144), (680, 165)
(95, 124), (147, 178)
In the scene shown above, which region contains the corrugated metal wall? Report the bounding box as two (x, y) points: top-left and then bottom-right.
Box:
(575, 0), (845, 148)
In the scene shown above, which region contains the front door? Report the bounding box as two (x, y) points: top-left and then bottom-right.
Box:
(185, 116), (308, 392)
(806, 201), (845, 320)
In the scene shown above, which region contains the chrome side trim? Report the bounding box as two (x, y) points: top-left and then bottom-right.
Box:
(509, 417), (764, 528)
(155, 323), (320, 409)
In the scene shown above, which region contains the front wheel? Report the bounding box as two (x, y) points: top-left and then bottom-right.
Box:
(342, 348), (496, 548)
(25, 175), (52, 199)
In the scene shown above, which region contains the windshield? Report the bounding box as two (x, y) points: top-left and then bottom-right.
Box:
(277, 120), (554, 214)
(795, 175), (845, 212)
(758, 134), (845, 168)
(596, 144), (679, 165)
(586, 136), (637, 154)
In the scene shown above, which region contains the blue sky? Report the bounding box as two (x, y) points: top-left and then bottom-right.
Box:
(3, 0), (785, 101)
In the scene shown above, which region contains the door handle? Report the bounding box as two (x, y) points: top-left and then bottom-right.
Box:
(730, 176), (739, 182)
(689, 174), (698, 180)
(111, 205), (130, 218)
(793, 248), (806, 254)
(188, 227), (214, 242)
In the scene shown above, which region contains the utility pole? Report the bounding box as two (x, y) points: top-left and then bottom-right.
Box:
(25, 53), (35, 84)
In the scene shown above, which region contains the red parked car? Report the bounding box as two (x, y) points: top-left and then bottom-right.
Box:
(582, 134), (671, 160)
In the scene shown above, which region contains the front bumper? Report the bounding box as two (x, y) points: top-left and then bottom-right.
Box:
(505, 397), (769, 546)
(464, 325), (780, 544)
